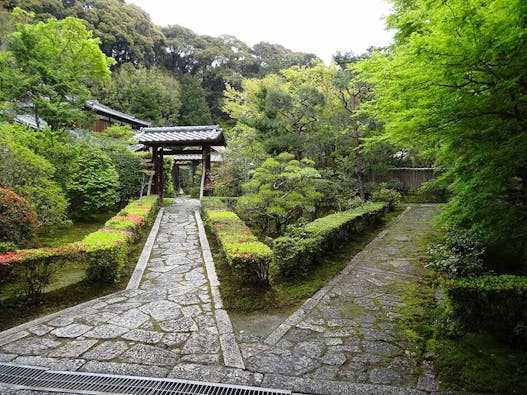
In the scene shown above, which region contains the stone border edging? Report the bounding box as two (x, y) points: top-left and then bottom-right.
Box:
(264, 206), (413, 346)
(194, 209), (245, 370)
(126, 207), (165, 290)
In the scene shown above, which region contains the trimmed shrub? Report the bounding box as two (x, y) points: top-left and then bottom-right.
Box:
(274, 202), (387, 277)
(79, 230), (132, 283)
(205, 209), (272, 283)
(0, 195), (159, 297)
(371, 188), (401, 210)
(0, 188), (38, 248)
(444, 275), (527, 342)
(82, 194), (159, 282)
(0, 245), (82, 302)
(103, 195), (158, 241)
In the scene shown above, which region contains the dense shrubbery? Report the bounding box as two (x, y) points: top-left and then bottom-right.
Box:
(81, 194), (158, 282)
(371, 188), (401, 210)
(66, 144), (120, 218)
(237, 153), (323, 236)
(0, 124), (69, 227)
(274, 202), (387, 277)
(106, 148), (145, 208)
(444, 275), (527, 342)
(0, 245), (82, 302)
(0, 188), (38, 248)
(204, 207), (272, 284)
(427, 227), (487, 279)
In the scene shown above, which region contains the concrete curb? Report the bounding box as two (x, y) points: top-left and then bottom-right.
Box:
(194, 209), (245, 370)
(126, 207), (165, 290)
(264, 206), (413, 346)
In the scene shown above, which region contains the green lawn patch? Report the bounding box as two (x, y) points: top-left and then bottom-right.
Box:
(38, 212), (113, 248)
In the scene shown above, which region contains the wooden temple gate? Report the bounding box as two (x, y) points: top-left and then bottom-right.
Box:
(134, 126), (226, 200)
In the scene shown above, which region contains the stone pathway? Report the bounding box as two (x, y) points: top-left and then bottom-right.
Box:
(236, 204), (441, 394)
(0, 198), (258, 385)
(0, 202), (441, 394)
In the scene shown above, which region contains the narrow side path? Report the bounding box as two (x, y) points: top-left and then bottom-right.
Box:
(236, 204), (441, 394)
(0, 199), (257, 386)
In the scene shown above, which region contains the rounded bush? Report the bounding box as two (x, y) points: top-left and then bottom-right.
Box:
(0, 187), (38, 248)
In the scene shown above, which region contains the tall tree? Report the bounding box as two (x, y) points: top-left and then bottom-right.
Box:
(94, 64), (181, 126)
(0, 14), (115, 129)
(359, 0), (527, 257)
(178, 74), (212, 125)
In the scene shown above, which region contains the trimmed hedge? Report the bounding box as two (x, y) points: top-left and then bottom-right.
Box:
(274, 202), (387, 277)
(0, 195), (159, 301)
(444, 274), (527, 340)
(0, 245), (82, 302)
(205, 209), (272, 283)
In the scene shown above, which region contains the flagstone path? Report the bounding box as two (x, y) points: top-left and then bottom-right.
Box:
(0, 200), (441, 394)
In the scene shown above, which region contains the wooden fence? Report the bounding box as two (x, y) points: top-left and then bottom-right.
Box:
(369, 168), (439, 191)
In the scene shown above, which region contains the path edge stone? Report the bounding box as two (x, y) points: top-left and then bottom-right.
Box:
(194, 209), (245, 370)
(126, 207), (165, 290)
(264, 205), (413, 346)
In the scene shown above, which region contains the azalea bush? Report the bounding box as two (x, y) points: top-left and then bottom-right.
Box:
(0, 187), (38, 248)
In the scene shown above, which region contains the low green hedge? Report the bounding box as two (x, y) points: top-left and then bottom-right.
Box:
(444, 274), (527, 341)
(205, 209), (272, 283)
(0, 195), (159, 302)
(103, 195), (158, 240)
(274, 201), (387, 277)
(0, 245), (82, 302)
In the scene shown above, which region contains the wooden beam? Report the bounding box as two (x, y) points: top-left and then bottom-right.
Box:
(159, 149), (203, 155)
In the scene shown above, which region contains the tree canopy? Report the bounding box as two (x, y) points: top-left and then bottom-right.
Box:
(0, 14), (115, 129)
(358, 0), (527, 255)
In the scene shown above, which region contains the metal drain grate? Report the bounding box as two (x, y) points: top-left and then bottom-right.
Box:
(0, 363), (291, 395)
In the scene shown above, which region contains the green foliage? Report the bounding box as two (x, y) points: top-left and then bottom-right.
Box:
(0, 15), (115, 129)
(0, 123), (68, 226)
(0, 187), (37, 248)
(237, 152), (323, 236)
(427, 228), (487, 279)
(444, 275), (527, 342)
(104, 195), (158, 240)
(177, 74), (212, 125)
(205, 208), (272, 283)
(65, 144), (119, 218)
(0, 245), (82, 302)
(274, 202), (387, 277)
(105, 148), (144, 207)
(95, 64), (181, 126)
(371, 188), (401, 210)
(0, 195), (158, 294)
(359, 0), (527, 260)
(80, 230), (131, 283)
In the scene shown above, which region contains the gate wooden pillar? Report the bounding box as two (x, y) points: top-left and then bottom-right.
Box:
(152, 146), (159, 194)
(200, 145), (212, 198)
(159, 150), (164, 201)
